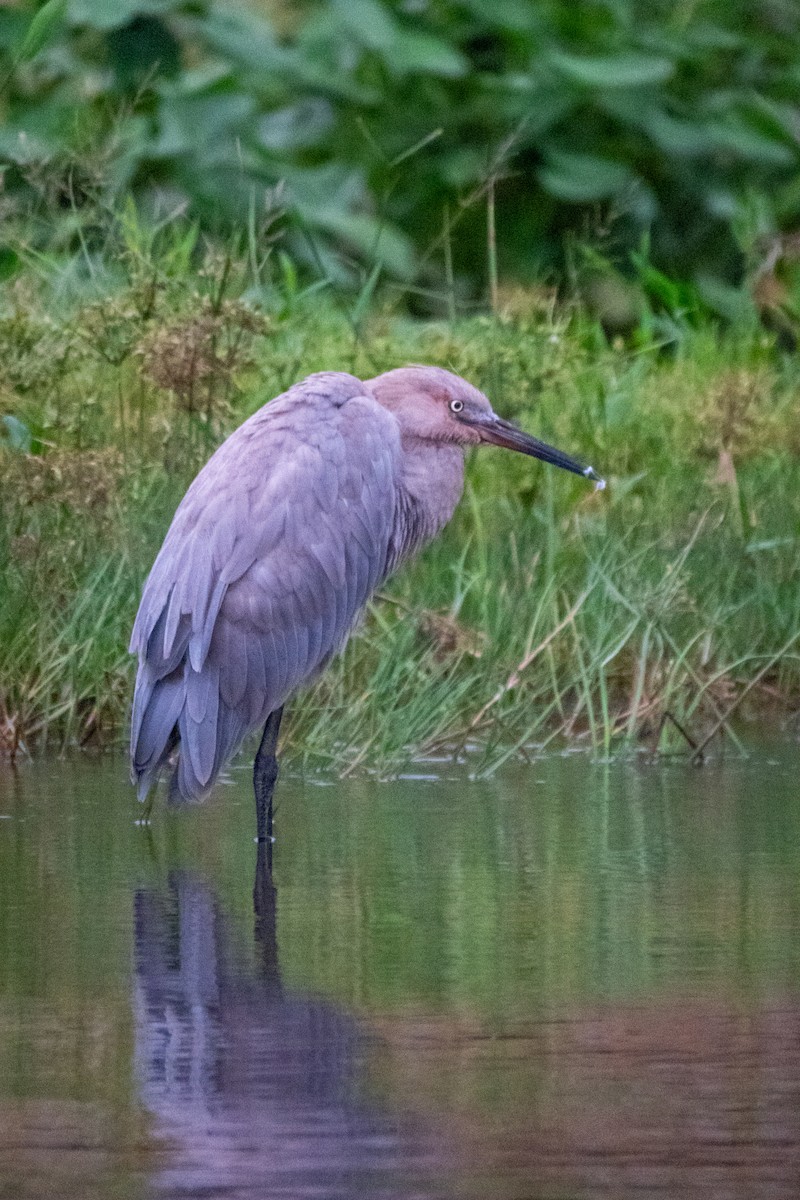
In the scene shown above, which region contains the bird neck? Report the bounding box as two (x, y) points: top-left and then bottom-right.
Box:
(389, 437), (465, 572)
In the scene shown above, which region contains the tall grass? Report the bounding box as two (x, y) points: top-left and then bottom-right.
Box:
(1, 218), (799, 771)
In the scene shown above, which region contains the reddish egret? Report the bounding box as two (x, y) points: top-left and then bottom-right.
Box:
(130, 367), (603, 841)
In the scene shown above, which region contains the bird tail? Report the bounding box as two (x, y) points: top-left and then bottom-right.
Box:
(130, 666), (184, 801)
(168, 696), (247, 805)
(130, 661), (248, 805)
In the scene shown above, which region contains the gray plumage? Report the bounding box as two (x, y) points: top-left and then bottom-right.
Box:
(130, 365), (602, 809)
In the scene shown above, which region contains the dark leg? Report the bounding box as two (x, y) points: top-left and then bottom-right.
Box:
(253, 840), (282, 997)
(254, 706), (284, 852)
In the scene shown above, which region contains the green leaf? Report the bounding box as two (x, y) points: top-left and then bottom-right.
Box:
(641, 109), (711, 157)
(68, 0), (182, 33)
(188, 8), (286, 74)
(153, 91), (256, 158)
(313, 210), (415, 279)
(331, 0), (398, 51)
(539, 150), (632, 202)
(460, 0), (541, 30)
(708, 116), (797, 166)
(17, 0), (67, 63)
(1, 415), (32, 452)
(549, 51), (674, 89)
(0, 12), (29, 53)
(0, 245), (20, 281)
(694, 275), (757, 324)
(351, 260), (382, 326)
(387, 31), (467, 78)
(258, 100), (334, 153)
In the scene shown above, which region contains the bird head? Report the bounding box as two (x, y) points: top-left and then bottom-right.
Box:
(367, 365), (605, 488)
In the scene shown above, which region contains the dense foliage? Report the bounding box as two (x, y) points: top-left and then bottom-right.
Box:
(1, 219), (799, 767)
(2, 0), (800, 301)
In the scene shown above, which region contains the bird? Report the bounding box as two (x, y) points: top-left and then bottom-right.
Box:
(130, 366), (604, 843)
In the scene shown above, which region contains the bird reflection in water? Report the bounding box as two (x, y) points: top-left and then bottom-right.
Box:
(133, 848), (443, 1200)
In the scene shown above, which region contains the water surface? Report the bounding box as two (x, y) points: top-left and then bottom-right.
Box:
(1, 747), (799, 1198)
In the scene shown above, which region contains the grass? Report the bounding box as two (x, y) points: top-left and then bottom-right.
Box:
(1, 213), (799, 775)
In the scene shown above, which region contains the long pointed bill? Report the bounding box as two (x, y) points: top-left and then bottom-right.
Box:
(475, 415), (605, 489)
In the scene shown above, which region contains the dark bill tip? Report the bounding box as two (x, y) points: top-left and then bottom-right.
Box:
(476, 415), (606, 488)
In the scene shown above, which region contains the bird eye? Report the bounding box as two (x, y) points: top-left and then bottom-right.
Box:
(450, 399), (464, 414)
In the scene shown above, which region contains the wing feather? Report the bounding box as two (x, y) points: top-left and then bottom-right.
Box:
(215, 618), (249, 710)
(244, 637), (268, 727)
(306, 610), (324, 671)
(131, 668), (183, 796)
(183, 665), (219, 788)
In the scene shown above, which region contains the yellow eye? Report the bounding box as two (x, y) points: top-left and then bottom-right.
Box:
(450, 399), (464, 413)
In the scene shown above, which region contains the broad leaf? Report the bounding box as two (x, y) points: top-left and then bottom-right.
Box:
(189, 8), (286, 75)
(539, 150), (632, 202)
(709, 116), (797, 166)
(312, 211), (415, 279)
(68, 0), (183, 33)
(549, 51), (674, 89)
(1, 415), (32, 452)
(388, 32), (467, 78)
(331, 0), (398, 52)
(16, 0), (67, 64)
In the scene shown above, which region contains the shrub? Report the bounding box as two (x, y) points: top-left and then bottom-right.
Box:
(1, 0), (799, 302)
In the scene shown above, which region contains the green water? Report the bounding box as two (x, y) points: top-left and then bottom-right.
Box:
(1, 748), (799, 1199)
